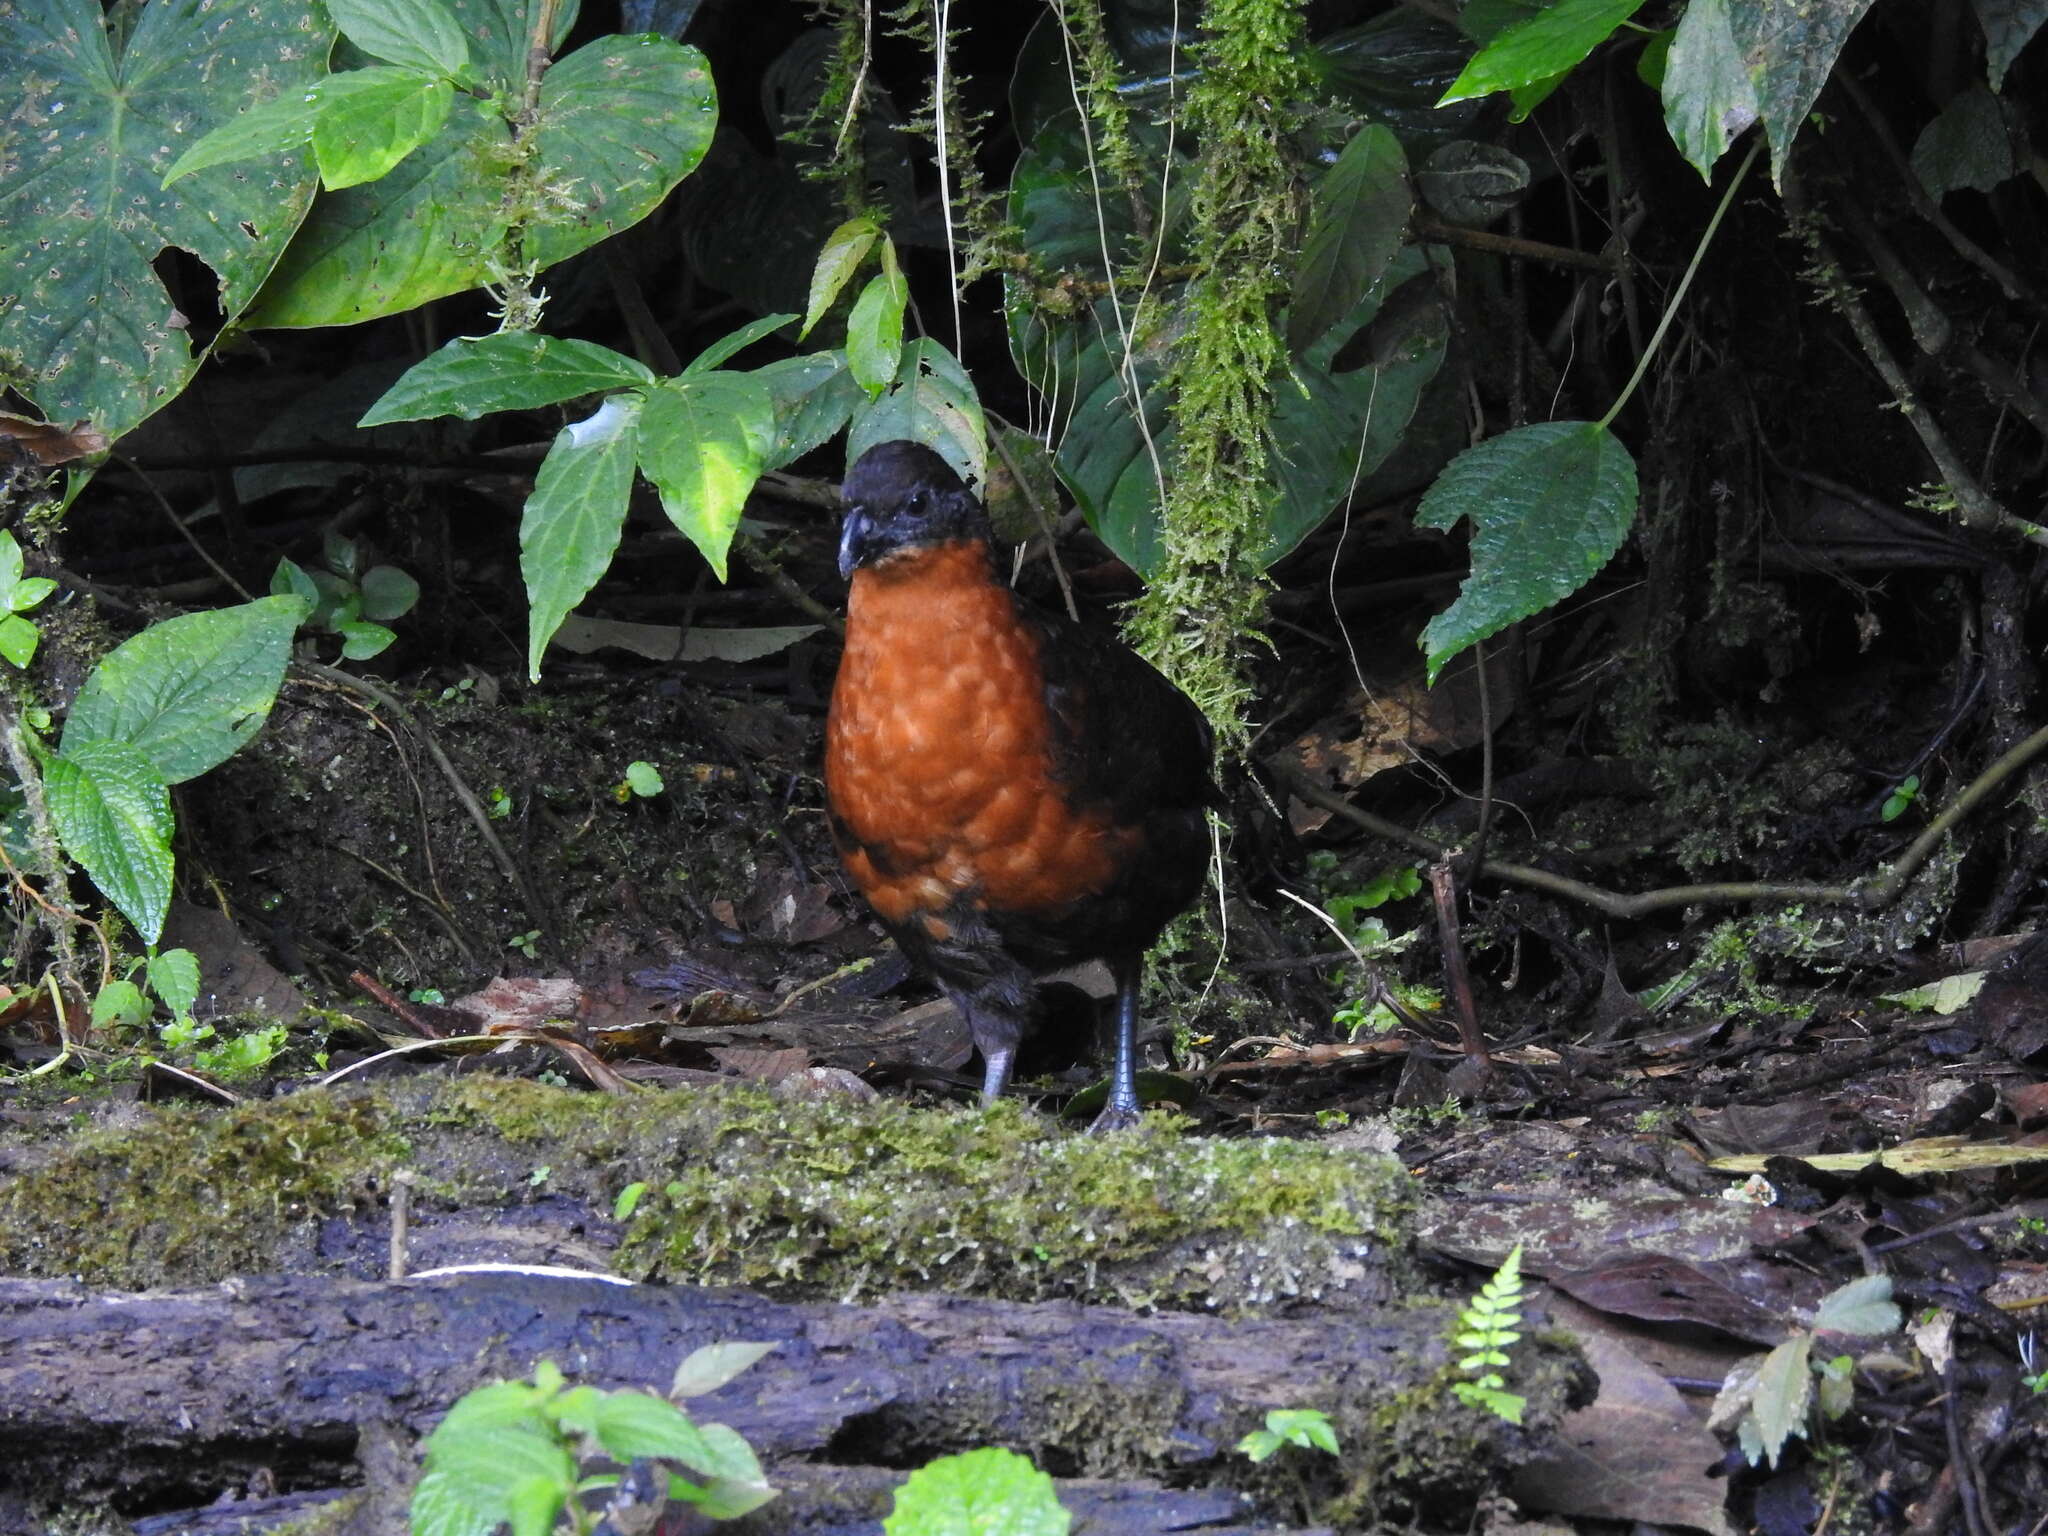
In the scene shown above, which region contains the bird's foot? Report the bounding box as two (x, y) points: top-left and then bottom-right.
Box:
(1087, 1101), (1144, 1134)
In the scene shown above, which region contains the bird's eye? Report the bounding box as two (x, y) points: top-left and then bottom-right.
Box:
(906, 491), (925, 513)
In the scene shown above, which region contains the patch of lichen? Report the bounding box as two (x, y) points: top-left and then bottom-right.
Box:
(0, 1077), (1414, 1308)
(624, 1091), (1414, 1307)
(0, 1089), (409, 1286)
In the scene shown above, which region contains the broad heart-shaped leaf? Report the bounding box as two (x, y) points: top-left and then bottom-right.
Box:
(250, 26), (715, 327)
(846, 340), (986, 489)
(1661, 0), (1760, 181)
(1439, 0), (1648, 103)
(636, 372), (776, 582)
(309, 68), (455, 190)
(1287, 124), (1410, 354)
(522, 395), (641, 681)
(1414, 420), (1637, 682)
(0, 0), (329, 442)
(61, 596), (308, 785)
(882, 1447), (1068, 1536)
(360, 333), (654, 425)
(1727, 0), (1878, 189)
(327, 0), (471, 81)
(45, 740), (175, 945)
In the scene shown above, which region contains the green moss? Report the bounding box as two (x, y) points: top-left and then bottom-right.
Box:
(0, 1090), (409, 1286)
(0, 1079), (1415, 1306)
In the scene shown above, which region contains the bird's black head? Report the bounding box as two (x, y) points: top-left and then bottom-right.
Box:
(838, 440), (989, 579)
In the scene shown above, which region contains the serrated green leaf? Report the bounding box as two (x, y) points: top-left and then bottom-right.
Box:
(161, 87), (326, 187)
(46, 740), (174, 944)
(1287, 125), (1410, 353)
(147, 947), (202, 1016)
(1747, 1334), (1812, 1468)
(251, 32), (716, 328)
(62, 597), (306, 784)
(1972, 0), (2048, 91)
(846, 256), (909, 398)
(1660, 0), (1759, 180)
(357, 566), (420, 622)
(0, 615), (39, 669)
(311, 68), (454, 190)
(847, 339), (986, 488)
(1440, 0), (1648, 103)
(671, 1341), (776, 1398)
(326, 0), (471, 80)
(1812, 1273), (1900, 1336)
(588, 1392), (719, 1468)
(0, 0), (330, 442)
(360, 333), (654, 427)
(686, 314), (800, 374)
(803, 216), (881, 339)
(429, 1381), (549, 1444)
(884, 1446), (1068, 1536)
(91, 978), (150, 1030)
(693, 1422), (767, 1484)
(1415, 420), (1636, 681)
(522, 395), (640, 682)
(636, 373), (776, 583)
(407, 1469), (502, 1536)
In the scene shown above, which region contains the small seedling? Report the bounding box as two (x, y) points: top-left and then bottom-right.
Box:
(273, 533), (419, 661)
(1709, 1273), (1901, 1466)
(1880, 774), (1921, 822)
(1451, 1243), (1526, 1424)
(0, 531), (58, 668)
(618, 761), (665, 801)
(1236, 1407), (1341, 1462)
(2020, 1333), (2048, 1396)
(509, 929), (541, 959)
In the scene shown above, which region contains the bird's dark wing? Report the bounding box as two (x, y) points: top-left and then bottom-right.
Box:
(1021, 600), (1221, 823)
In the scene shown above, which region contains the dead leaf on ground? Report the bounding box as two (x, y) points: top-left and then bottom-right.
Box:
(448, 976), (586, 1033)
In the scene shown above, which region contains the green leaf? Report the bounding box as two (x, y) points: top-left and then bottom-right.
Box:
(1414, 421), (1636, 681)
(419, 1424), (576, 1536)
(161, 88), (326, 187)
(11, 578), (57, 614)
(693, 1423), (767, 1485)
(846, 251), (910, 398)
(251, 32), (716, 327)
(0, 615), (39, 670)
(0, 0), (330, 442)
(1728, 0), (1879, 189)
(0, 531), (22, 606)
(1439, 0), (1648, 103)
(61, 597), (307, 784)
(1909, 84), (2017, 199)
(407, 1468), (503, 1536)
(671, 1341), (776, 1398)
(804, 216), (881, 338)
(1812, 1274), (1901, 1337)
(686, 314), (800, 375)
(756, 352), (862, 468)
(310, 68), (454, 190)
(522, 396), (641, 682)
(271, 558), (321, 606)
(587, 1392), (726, 1471)
(1287, 125), (1410, 353)
(337, 621), (397, 659)
(1747, 1334), (1813, 1467)
(623, 761), (664, 797)
(682, 1475), (778, 1520)
(636, 373), (777, 582)
(147, 948), (202, 1017)
(613, 1181), (648, 1219)
(1660, 0), (1760, 181)
(357, 566), (420, 622)
(429, 1381), (549, 1443)
(847, 339), (987, 490)
(90, 978), (151, 1031)
(326, 0), (471, 80)
(46, 740), (175, 944)
(360, 332), (654, 427)
(884, 1447), (1068, 1536)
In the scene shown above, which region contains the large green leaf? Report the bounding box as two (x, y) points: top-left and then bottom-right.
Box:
(635, 372), (776, 582)
(1439, 0), (1649, 104)
(45, 739), (174, 944)
(249, 21), (715, 327)
(1413, 420), (1637, 681)
(1287, 125), (1411, 354)
(360, 332), (655, 425)
(1727, 0), (1879, 189)
(522, 395), (641, 681)
(0, 0), (330, 441)
(1661, 0), (1759, 180)
(882, 1447), (1068, 1536)
(846, 340), (987, 489)
(62, 596), (307, 784)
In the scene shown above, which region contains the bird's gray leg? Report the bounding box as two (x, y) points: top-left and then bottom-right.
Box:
(1090, 952), (1145, 1133)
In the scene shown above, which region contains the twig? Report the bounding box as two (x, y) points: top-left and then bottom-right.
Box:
(109, 453), (255, 600)
(1410, 212), (1629, 275)
(1428, 861), (1487, 1063)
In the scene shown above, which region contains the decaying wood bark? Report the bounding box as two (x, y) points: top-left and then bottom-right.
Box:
(0, 1267), (1587, 1534)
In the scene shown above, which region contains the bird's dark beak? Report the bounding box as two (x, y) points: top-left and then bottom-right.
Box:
(838, 504), (871, 580)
